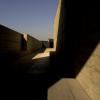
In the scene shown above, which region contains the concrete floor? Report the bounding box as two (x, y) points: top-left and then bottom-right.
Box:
(48, 78), (91, 100)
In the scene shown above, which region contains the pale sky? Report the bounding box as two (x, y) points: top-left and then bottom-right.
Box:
(0, 0), (58, 40)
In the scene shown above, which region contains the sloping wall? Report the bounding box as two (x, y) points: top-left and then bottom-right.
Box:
(53, 0), (62, 51)
(0, 25), (42, 60)
(52, 0), (100, 99)
(0, 25), (22, 53)
(77, 43), (100, 100)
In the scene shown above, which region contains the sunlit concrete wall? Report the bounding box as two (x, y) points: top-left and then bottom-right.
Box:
(77, 43), (100, 100)
(41, 41), (49, 48)
(53, 0), (62, 51)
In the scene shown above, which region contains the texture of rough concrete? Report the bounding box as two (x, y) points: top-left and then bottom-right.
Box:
(77, 43), (100, 100)
(0, 25), (42, 57)
(48, 78), (90, 100)
(0, 24), (22, 52)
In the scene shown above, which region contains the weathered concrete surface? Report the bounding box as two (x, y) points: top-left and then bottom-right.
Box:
(50, 0), (100, 100)
(0, 25), (42, 58)
(24, 34), (42, 53)
(0, 24), (22, 52)
(0, 25), (43, 74)
(14, 48), (50, 72)
(48, 78), (90, 100)
(77, 43), (100, 100)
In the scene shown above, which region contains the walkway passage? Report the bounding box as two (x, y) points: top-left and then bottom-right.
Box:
(13, 48), (52, 72)
(28, 48), (50, 74)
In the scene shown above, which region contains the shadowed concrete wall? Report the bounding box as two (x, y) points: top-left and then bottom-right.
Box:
(0, 25), (22, 53)
(77, 43), (100, 100)
(0, 25), (42, 60)
(52, 0), (100, 99)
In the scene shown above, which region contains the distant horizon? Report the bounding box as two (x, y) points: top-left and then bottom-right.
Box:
(0, 0), (58, 41)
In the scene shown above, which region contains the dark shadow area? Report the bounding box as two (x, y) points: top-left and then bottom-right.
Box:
(0, 25), (22, 59)
(1, 73), (48, 100)
(0, 24), (48, 100)
(20, 56), (50, 100)
(48, 0), (100, 89)
(12, 49), (46, 72)
(13, 56), (50, 100)
(49, 39), (54, 48)
(42, 41), (50, 49)
(0, 24), (45, 72)
(0, 48), (44, 74)
(21, 35), (27, 50)
(42, 42), (47, 49)
(1, 0), (100, 99)
(1, 53), (49, 100)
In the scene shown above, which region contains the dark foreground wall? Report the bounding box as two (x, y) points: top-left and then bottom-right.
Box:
(51, 0), (100, 99)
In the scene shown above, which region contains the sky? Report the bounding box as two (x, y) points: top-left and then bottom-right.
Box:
(0, 0), (58, 40)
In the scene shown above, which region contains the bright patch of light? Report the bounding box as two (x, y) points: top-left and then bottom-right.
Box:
(32, 52), (50, 60)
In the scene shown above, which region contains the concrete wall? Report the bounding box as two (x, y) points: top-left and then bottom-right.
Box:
(51, 0), (100, 99)
(24, 34), (42, 53)
(0, 25), (22, 53)
(53, 0), (62, 51)
(77, 43), (100, 100)
(49, 39), (53, 48)
(41, 41), (49, 48)
(0, 25), (42, 59)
